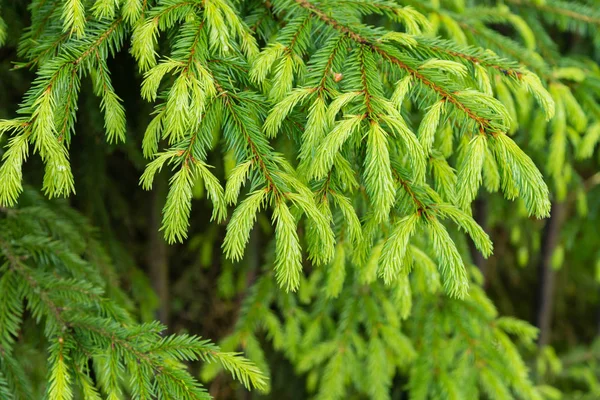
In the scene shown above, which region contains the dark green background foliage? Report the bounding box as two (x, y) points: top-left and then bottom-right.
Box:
(1, 0), (600, 399)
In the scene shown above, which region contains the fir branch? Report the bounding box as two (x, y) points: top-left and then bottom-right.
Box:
(506, 0), (600, 26)
(220, 92), (284, 198)
(413, 37), (525, 79)
(0, 239), (68, 329)
(294, 0), (502, 135)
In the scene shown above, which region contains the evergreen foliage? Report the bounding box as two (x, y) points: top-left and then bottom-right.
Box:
(0, 190), (266, 398)
(0, 0), (599, 399)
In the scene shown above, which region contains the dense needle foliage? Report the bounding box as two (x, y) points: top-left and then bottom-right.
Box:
(1, 0), (600, 398)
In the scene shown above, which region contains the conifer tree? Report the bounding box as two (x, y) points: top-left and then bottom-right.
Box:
(0, 0), (599, 399)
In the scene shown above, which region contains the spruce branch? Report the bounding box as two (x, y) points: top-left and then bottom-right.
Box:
(506, 0), (600, 26)
(294, 0), (508, 135)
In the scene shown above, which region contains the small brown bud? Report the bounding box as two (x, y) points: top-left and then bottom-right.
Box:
(333, 72), (343, 83)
